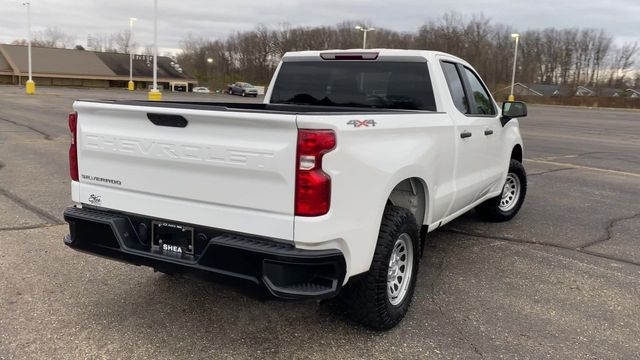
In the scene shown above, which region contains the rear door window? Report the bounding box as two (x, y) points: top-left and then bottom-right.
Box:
(441, 62), (468, 114)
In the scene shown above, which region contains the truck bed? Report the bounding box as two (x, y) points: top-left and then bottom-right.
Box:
(77, 99), (434, 115)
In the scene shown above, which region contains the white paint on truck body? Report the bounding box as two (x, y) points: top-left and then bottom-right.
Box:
(73, 101), (298, 241)
(72, 49), (523, 281)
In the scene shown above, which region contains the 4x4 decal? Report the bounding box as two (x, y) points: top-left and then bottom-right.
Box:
(347, 119), (377, 128)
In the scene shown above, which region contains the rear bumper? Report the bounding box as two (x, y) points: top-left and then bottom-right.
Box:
(63, 206), (346, 299)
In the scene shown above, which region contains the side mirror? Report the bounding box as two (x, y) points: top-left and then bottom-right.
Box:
(501, 101), (528, 126)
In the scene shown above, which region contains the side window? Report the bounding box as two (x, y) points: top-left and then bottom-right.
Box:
(463, 68), (496, 115)
(441, 62), (468, 114)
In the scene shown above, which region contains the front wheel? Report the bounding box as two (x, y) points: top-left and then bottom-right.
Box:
(340, 205), (421, 330)
(475, 159), (527, 222)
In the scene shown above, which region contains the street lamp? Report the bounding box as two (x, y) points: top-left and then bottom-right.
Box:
(148, 0), (161, 101)
(509, 33), (520, 102)
(207, 58), (214, 89)
(128, 17), (137, 91)
(22, 1), (35, 95)
(355, 25), (375, 49)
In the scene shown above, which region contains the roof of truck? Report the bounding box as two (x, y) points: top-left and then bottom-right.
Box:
(282, 49), (467, 65)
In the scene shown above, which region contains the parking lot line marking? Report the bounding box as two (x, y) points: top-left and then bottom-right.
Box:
(524, 159), (640, 178)
(444, 228), (640, 268)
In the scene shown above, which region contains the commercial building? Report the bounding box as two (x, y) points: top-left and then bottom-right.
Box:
(0, 44), (196, 91)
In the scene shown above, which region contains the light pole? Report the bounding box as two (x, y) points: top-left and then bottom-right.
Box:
(148, 0), (161, 101)
(207, 57), (214, 89)
(128, 17), (137, 91)
(509, 33), (520, 102)
(23, 1), (35, 95)
(355, 25), (375, 49)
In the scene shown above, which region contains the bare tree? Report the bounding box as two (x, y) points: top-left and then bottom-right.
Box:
(87, 33), (116, 52)
(33, 27), (75, 48)
(607, 42), (639, 87)
(87, 30), (137, 54)
(112, 29), (137, 54)
(10, 39), (29, 46)
(175, 16), (640, 91)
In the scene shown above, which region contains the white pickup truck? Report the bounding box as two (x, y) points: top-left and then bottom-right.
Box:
(63, 49), (528, 330)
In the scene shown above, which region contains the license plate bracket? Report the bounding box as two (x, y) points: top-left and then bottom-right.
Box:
(151, 221), (195, 257)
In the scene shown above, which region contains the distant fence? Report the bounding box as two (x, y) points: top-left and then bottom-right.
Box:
(512, 96), (640, 109)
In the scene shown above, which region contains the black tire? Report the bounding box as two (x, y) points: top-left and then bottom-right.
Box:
(340, 205), (421, 330)
(475, 159), (527, 222)
(242, 91), (246, 97)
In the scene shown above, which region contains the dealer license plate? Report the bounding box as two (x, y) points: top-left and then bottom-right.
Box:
(151, 221), (194, 256)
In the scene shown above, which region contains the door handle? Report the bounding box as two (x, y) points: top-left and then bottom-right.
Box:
(460, 130), (472, 139)
(484, 129), (494, 136)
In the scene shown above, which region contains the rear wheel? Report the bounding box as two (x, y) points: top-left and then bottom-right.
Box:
(341, 205), (420, 330)
(242, 91), (246, 97)
(475, 159), (527, 222)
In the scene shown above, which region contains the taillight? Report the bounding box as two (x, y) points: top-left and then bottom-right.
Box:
(68, 111), (79, 181)
(295, 130), (336, 216)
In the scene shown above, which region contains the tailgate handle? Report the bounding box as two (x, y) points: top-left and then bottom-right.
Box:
(147, 114), (188, 128)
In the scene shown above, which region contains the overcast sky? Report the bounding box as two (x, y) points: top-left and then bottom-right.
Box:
(1, 0), (639, 54)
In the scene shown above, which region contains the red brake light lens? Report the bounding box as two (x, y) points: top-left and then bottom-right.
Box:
(297, 130), (337, 155)
(68, 112), (79, 181)
(320, 52), (379, 60)
(295, 130), (336, 217)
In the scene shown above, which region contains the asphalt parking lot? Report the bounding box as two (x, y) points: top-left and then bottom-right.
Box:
(1, 85), (639, 359)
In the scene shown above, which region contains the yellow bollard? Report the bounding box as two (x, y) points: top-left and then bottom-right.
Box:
(508, 95), (515, 102)
(128, 81), (135, 91)
(26, 80), (36, 95)
(148, 89), (162, 101)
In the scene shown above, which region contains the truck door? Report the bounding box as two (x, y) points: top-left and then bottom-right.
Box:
(440, 61), (500, 215)
(459, 66), (504, 189)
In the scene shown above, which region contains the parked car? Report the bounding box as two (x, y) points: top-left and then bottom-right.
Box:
(228, 82), (258, 97)
(192, 87), (210, 94)
(63, 49), (528, 330)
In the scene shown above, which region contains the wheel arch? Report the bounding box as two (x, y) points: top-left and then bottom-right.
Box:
(386, 177), (430, 227)
(511, 144), (523, 163)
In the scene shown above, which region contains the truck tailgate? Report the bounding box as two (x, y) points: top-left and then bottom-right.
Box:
(73, 101), (298, 241)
